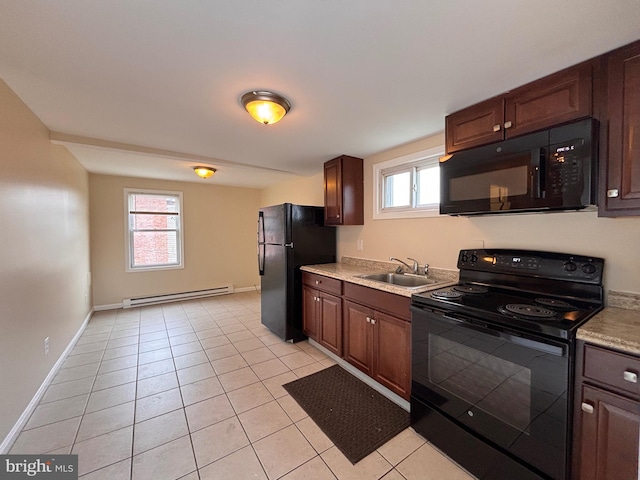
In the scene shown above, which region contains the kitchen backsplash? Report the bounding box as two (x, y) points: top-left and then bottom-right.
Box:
(608, 291), (640, 311)
(341, 256), (459, 283)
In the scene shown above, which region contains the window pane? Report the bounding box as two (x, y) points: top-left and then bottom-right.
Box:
(132, 231), (179, 267)
(130, 193), (178, 213)
(384, 171), (411, 208)
(418, 165), (440, 205)
(131, 213), (179, 230)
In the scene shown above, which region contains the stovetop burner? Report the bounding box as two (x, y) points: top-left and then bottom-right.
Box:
(431, 290), (463, 300)
(498, 303), (557, 319)
(535, 298), (576, 310)
(453, 285), (488, 294)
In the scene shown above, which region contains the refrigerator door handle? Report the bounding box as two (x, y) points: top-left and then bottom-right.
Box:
(285, 242), (294, 248)
(258, 243), (265, 275)
(257, 211), (265, 244)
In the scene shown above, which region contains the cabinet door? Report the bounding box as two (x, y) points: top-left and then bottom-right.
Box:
(445, 97), (504, 153)
(575, 384), (640, 480)
(504, 63), (592, 139)
(318, 293), (342, 356)
(342, 300), (373, 376)
(302, 286), (318, 340)
(601, 41), (640, 215)
(324, 158), (343, 225)
(372, 311), (411, 400)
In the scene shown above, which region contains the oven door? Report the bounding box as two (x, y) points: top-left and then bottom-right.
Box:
(411, 306), (570, 480)
(440, 130), (548, 215)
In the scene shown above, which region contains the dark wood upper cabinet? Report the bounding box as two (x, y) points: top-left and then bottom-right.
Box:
(599, 40), (640, 216)
(446, 63), (593, 153)
(445, 97), (504, 153)
(324, 155), (363, 226)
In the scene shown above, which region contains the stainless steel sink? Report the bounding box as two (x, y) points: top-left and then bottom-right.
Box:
(358, 272), (440, 289)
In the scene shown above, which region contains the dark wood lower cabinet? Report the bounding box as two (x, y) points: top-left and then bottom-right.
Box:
(573, 340), (640, 480)
(343, 300), (411, 400)
(302, 272), (412, 401)
(302, 285), (342, 356)
(343, 301), (374, 377)
(372, 310), (411, 398)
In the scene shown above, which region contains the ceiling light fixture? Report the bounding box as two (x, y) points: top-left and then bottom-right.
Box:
(241, 91), (291, 125)
(193, 166), (216, 179)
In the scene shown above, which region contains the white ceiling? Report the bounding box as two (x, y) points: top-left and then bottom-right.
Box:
(1, 1), (639, 188)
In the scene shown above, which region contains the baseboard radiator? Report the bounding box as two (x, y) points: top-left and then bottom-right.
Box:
(123, 285), (234, 308)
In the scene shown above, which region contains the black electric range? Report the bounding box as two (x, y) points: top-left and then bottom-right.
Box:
(410, 249), (604, 480)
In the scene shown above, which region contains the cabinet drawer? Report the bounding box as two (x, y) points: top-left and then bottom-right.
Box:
(583, 344), (640, 398)
(301, 272), (342, 296)
(343, 282), (411, 321)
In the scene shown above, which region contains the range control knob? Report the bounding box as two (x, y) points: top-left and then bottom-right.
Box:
(461, 253), (469, 263)
(582, 263), (597, 274)
(471, 254), (478, 263)
(563, 261), (578, 272)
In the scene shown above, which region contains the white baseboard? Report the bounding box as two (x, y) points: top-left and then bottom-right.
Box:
(93, 286), (261, 312)
(234, 286), (261, 293)
(93, 303), (122, 311)
(0, 308), (94, 454)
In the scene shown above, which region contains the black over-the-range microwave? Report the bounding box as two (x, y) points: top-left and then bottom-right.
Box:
(439, 118), (598, 215)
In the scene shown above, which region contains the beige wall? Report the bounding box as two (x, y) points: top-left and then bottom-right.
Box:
(264, 133), (640, 296)
(90, 174), (261, 306)
(0, 79), (91, 443)
(260, 172), (324, 207)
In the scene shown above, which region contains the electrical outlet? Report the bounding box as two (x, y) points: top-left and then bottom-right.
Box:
(85, 294), (88, 305)
(44, 337), (49, 355)
(357, 239), (364, 251)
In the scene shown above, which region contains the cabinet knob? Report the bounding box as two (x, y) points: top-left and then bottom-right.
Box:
(504, 121), (513, 129)
(336, 214), (340, 219)
(607, 189), (619, 198)
(371, 318), (376, 325)
(581, 402), (594, 414)
(623, 370), (638, 383)
(492, 124), (501, 132)
(366, 317), (371, 323)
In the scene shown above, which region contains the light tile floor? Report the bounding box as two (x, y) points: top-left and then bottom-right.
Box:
(10, 291), (475, 479)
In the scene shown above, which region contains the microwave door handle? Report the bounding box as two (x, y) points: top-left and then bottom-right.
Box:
(530, 147), (546, 199)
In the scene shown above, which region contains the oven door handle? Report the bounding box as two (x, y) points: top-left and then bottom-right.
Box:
(442, 313), (567, 357)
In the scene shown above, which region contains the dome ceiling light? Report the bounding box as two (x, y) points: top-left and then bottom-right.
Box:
(193, 166), (216, 179)
(241, 91), (291, 125)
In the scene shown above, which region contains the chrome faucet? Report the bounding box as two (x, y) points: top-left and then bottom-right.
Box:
(407, 257), (420, 274)
(390, 257), (418, 274)
(390, 257), (429, 276)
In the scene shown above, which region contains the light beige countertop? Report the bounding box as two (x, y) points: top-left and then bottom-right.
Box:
(300, 256), (457, 298)
(306, 260), (640, 355)
(577, 291), (640, 356)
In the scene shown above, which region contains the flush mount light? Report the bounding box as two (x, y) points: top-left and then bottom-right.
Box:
(193, 166), (216, 179)
(241, 90), (291, 125)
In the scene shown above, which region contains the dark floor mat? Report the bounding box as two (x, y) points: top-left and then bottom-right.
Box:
(283, 365), (410, 464)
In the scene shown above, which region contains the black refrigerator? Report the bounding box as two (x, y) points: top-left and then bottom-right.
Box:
(258, 203), (336, 341)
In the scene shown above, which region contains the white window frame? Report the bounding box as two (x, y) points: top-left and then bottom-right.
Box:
(124, 188), (184, 272)
(373, 145), (444, 220)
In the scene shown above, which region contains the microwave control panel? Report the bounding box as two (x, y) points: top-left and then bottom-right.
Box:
(547, 138), (585, 196)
